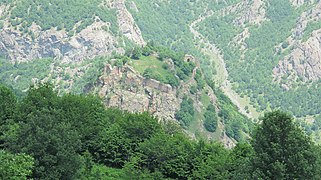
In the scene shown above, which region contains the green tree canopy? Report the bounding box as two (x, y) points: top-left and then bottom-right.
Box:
(251, 110), (317, 179)
(0, 150), (34, 179)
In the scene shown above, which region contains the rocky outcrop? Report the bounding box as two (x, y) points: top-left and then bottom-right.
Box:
(234, 0), (266, 26)
(273, 1), (321, 87)
(290, 0), (311, 7)
(98, 64), (179, 121)
(273, 31), (321, 86)
(293, 1), (321, 39)
(0, 20), (122, 62)
(111, 0), (145, 46)
(0, 0), (145, 62)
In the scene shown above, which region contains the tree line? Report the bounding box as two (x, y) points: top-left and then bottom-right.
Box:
(0, 83), (321, 179)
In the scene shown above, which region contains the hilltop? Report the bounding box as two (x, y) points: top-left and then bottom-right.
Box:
(1, 0), (321, 141)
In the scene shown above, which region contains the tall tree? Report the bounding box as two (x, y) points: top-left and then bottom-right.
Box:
(251, 111), (317, 179)
(11, 108), (83, 180)
(0, 84), (17, 148)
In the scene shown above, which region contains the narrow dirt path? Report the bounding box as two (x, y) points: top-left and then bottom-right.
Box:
(190, 10), (260, 119)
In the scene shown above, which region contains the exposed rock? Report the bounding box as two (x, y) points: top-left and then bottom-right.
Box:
(98, 64), (179, 121)
(273, 1), (321, 87)
(234, 0), (266, 26)
(292, 1), (321, 39)
(273, 30), (321, 86)
(128, 1), (139, 12)
(0, 0), (146, 62)
(0, 4), (8, 17)
(0, 21), (122, 62)
(290, 0), (315, 7)
(291, 0), (304, 7)
(112, 0), (146, 46)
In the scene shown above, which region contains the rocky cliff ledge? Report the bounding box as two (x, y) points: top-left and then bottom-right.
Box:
(98, 63), (179, 121)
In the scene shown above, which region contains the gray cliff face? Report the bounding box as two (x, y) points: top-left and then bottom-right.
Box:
(0, 21), (121, 62)
(96, 60), (236, 147)
(273, 1), (321, 88)
(98, 64), (180, 121)
(0, 0), (144, 62)
(273, 32), (321, 87)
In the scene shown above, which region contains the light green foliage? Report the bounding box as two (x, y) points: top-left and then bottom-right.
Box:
(194, 69), (206, 90)
(0, 150), (34, 179)
(7, 0), (118, 34)
(131, 45), (195, 87)
(71, 56), (107, 94)
(130, 0), (234, 83)
(0, 58), (52, 97)
(313, 114), (321, 131)
(132, 55), (178, 86)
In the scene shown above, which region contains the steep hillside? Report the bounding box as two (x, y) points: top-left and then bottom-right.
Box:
(2, 0), (321, 142)
(128, 0), (321, 131)
(0, 0), (143, 62)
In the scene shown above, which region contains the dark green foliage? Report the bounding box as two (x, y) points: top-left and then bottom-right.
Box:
(1, 84), (320, 179)
(192, 142), (231, 179)
(228, 143), (253, 179)
(203, 104), (218, 132)
(12, 109), (83, 179)
(194, 69), (205, 90)
(0, 85), (17, 148)
(138, 133), (195, 179)
(142, 45), (153, 56)
(96, 112), (162, 168)
(18, 84), (58, 114)
(131, 47), (143, 60)
(175, 96), (195, 127)
(59, 94), (108, 153)
(251, 111), (317, 179)
(0, 84), (16, 126)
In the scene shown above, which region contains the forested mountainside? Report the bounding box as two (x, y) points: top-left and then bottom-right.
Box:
(130, 0), (321, 118)
(1, 0), (321, 137)
(1, 0), (321, 179)
(0, 0), (253, 144)
(2, 0), (321, 115)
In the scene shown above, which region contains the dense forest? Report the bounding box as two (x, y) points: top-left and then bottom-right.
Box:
(1, 84), (321, 179)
